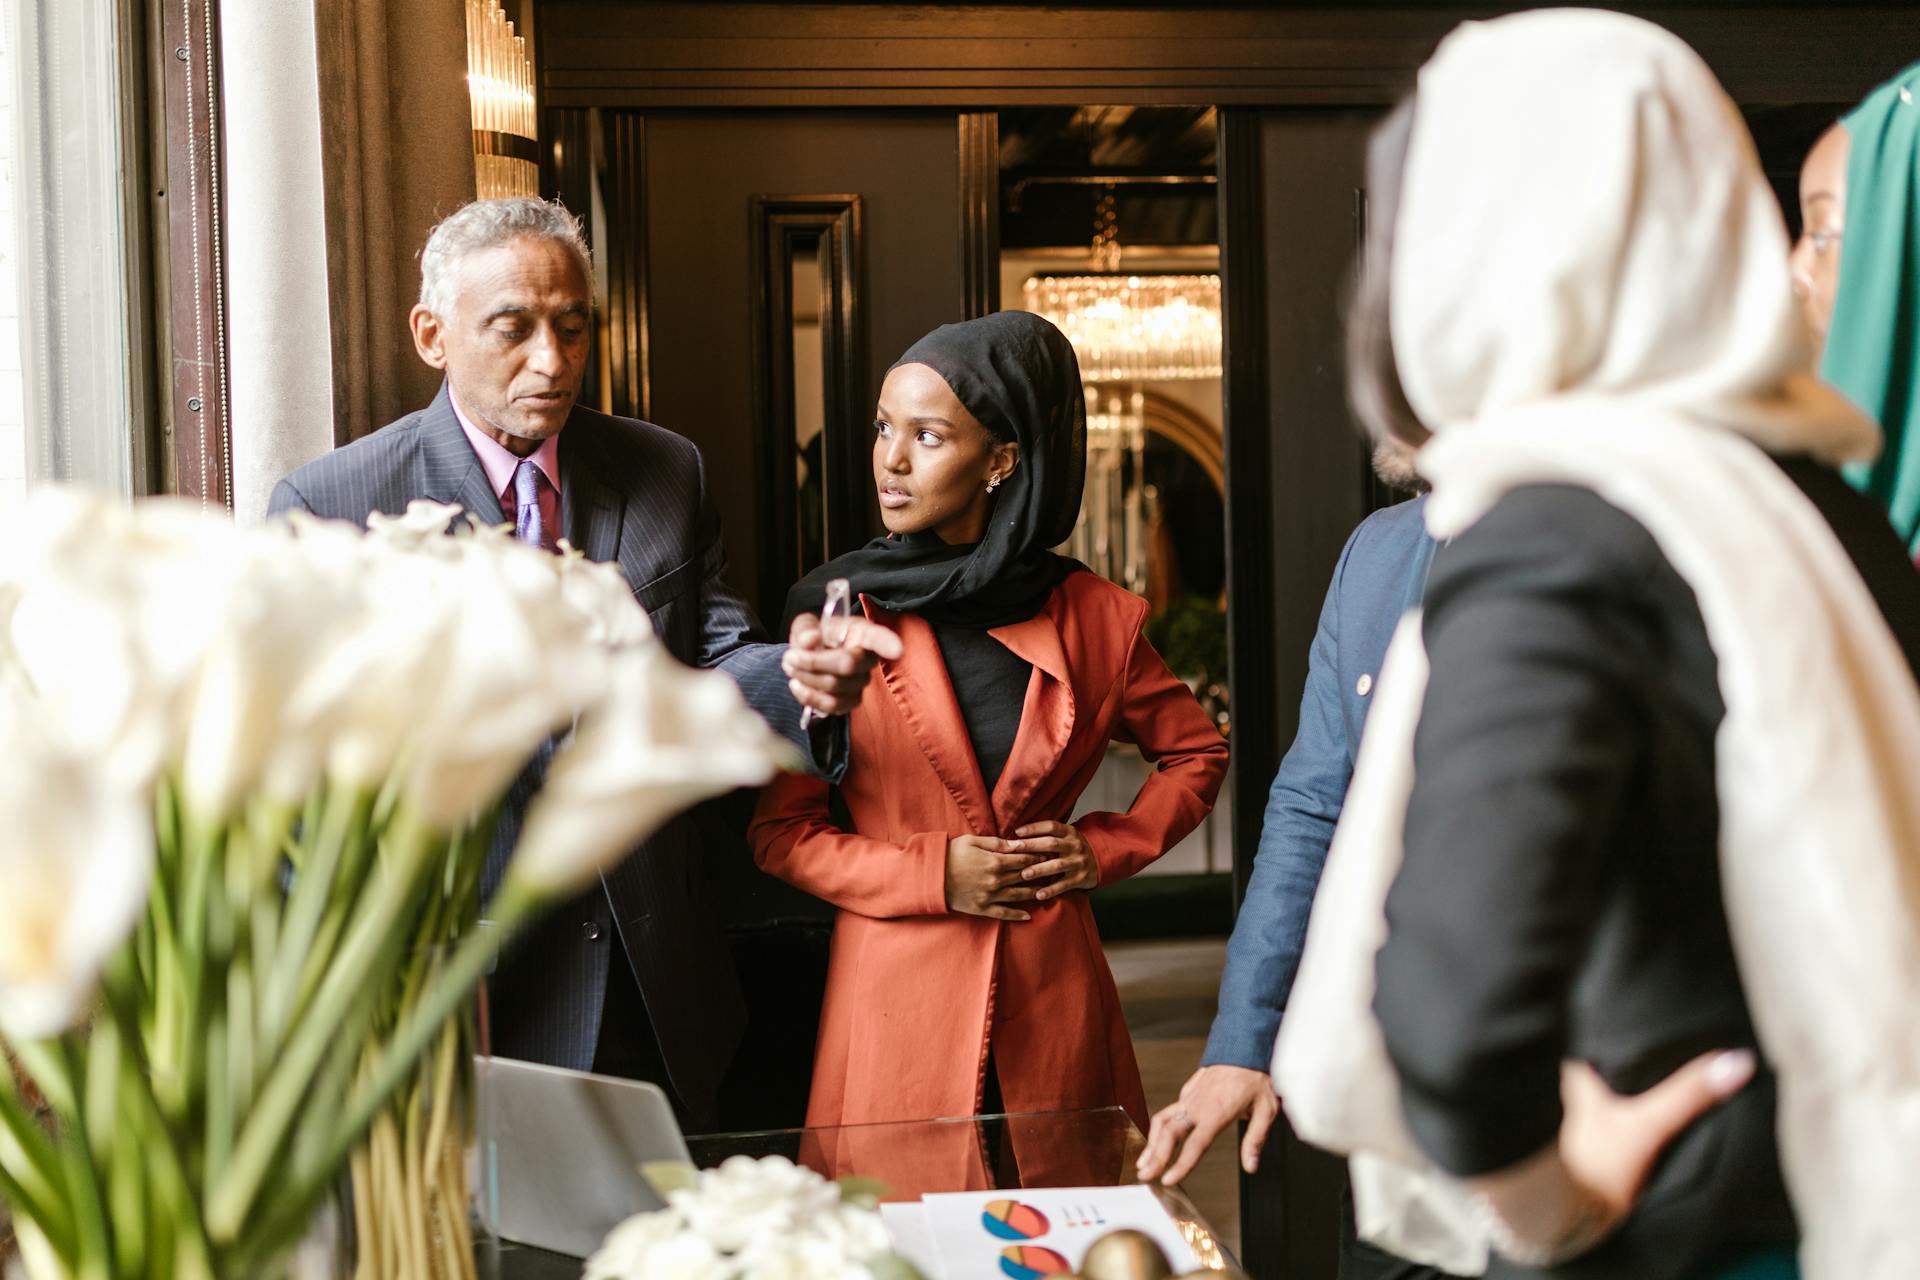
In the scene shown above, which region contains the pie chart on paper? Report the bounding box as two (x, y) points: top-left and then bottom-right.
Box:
(981, 1199), (1052, 1241)
(998, 1245), (1072, 1279)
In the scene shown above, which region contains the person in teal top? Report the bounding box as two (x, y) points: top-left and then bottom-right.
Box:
(1790, 61), (1920, 556)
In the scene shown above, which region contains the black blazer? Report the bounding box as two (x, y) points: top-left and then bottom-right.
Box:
(268, 385), (819, 1125)
(1374, 455), (1920, 1279)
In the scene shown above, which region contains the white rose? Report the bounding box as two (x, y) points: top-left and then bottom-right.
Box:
(363, 499), (467, 552)
(800, 1204), (892, 1264)
(666, 1156), (843, 1257)
(582, 1207), (690, 1280)
(735, 1233), (873, 1280)
(504, 649), (791, 898)
(634, 1231), (729, 1280)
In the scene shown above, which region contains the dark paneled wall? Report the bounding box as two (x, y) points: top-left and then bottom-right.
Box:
(642, 111), (964, 615)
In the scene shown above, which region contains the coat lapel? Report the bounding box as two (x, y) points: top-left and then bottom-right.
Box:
(558, 413), (626, 569)
(868, 603), (998, 836)
(416, 383), (508, 529)
(987, 603), (1077, 831)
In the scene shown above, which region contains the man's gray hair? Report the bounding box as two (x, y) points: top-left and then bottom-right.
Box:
(417, 197), (592, 315)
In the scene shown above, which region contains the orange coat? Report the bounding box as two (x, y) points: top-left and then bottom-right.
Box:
(750, 571), (1229, 1133)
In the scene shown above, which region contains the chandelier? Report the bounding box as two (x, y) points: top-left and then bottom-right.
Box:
(1024, 272), (1221, 591)
(465, 0), (538, 200)
(1021, 273), (1223, 384)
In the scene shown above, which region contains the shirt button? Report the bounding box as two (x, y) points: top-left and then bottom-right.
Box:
(1356, 673), (1374, 697)
(581, 921), (603, 941)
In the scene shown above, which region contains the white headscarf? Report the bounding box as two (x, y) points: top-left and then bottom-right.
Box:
(1275, 10), (1920, 1278)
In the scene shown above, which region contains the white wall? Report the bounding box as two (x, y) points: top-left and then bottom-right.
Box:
(0, 12), (24, 505)
(219, 0), (337, 522)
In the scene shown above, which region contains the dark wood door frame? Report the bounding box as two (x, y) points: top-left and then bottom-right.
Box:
(748, 194), (868, 623)
(158, 0), (232, 505)
(1217, 110), (1276, 911)
(536, 3), (1911, 109)
(957, 110), (1000, 319)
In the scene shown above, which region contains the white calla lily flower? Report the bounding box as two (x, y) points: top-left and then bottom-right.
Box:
(506, 647), (794, 897)
(0, 687), (152, 1039)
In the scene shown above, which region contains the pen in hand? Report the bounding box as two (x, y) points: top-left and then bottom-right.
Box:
(797, 577), (853, 731)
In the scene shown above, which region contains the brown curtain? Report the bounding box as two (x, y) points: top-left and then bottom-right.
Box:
(312, 0), (477, 444)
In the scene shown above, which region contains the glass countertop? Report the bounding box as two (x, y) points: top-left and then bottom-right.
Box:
(499, 1106), (1235, 1276)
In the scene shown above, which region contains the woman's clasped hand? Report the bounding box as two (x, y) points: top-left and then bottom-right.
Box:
(944, 821), (1099, 920)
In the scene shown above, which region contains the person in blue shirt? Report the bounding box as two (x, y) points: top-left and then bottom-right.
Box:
(1134, 438), (1444, 1279)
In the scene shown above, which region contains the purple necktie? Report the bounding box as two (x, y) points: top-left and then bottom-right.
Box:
(513, 460), (550, 550)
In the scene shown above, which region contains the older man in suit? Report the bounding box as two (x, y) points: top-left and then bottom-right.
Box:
(268, 197), (898, 1129)
(1138, 443), (1457, 1280)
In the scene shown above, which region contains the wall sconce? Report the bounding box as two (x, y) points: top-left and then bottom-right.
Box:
(465, 0), (538, 199)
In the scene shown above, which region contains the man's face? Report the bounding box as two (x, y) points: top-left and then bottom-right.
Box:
(410, 235), (591, 446)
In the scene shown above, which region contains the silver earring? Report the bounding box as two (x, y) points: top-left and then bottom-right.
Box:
(986, 475), (1001, 493)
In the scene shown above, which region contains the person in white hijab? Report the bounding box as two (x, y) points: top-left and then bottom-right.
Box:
(1273, 9), (1920, 1280)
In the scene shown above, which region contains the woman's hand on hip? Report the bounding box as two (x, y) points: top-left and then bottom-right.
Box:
(1468, 1048), (1757, 1265)
(945, 835), (1041, 921)
(1009, 821), (1099, 900)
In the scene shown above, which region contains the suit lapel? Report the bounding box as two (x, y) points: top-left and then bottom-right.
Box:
(558, 414), (627, 569)
(987, 603), (1077, 831)
(869, 603), (998, 835)
(417, 383), (508, 529)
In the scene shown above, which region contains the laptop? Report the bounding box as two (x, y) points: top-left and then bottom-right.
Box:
(476, 1056), (692, 1259)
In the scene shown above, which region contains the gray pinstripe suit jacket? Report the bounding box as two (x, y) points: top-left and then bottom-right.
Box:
(268, 384), (819, 1125)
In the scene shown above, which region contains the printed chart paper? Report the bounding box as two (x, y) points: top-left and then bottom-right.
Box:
(879, 1202), (940, 1279)
(903, 1184), (1201, 1279)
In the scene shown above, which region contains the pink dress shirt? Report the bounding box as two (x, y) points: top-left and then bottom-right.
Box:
(451, 392), (561, 538)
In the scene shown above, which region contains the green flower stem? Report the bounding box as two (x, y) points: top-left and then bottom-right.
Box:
(52, 1042), (111, 1280)
(203, 1005), (231, 1197)
(98, 954), (212, 1280)
(0, 1152), (75, 1268)
(8, 1040), (75, 1123)
(259, 787), (371, 1055)
(225, 960), (255, 1125)
(419, 1021), (459, 1196)
(282, 793), (386, 1045)
(79, 1025), (117, 1172)
(260, 876), (542, 1249)
(207, 811), (442, 1244)
(0, 1055), (71, 1244)
(402, 1085), (430, 1278)
(104, 1092), (145, 1279)
(176, 815), (224, 961)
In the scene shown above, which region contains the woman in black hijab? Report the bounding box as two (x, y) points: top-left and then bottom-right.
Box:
(754, 312), (1228, 1132)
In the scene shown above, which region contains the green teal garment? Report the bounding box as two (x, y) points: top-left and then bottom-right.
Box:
(1688, 1246), (1799, 1280)
(1828, 61), (1920, 554)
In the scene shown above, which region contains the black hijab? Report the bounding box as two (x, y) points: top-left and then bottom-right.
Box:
(783, 311), (1088, 630)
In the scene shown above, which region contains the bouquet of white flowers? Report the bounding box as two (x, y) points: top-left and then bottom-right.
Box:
(585, 1156), (920, 1280)
(0, 490), (794, 1280)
